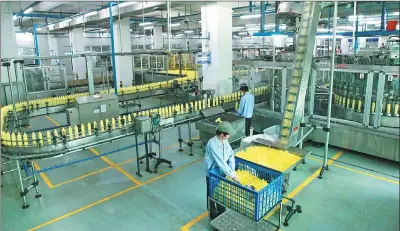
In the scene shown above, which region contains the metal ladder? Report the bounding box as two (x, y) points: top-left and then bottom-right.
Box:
(279, 2), (321, 147)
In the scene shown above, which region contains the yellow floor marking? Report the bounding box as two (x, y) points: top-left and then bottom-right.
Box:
(33, 161), (54, 189)
(46, 135), (200, 188)
(308, 156), (399, 185)
(180, 151), (343, 231)
(45, 115), (61, 126)
(27, 159), (202, 231)
(52, 166), (113, 188)
(89, 147), (142, 185)
(180, 211), (209, 231)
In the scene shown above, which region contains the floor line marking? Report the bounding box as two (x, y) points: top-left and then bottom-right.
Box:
(45, 115), (61, 126)
(180, 151), (343, 231)
(52, 166), (113, 188)
(180, 211), (209, 231)
(33, 161), (54, 189)
(27, 159), (202, 231)
(89, 147), (142, 185)
(50, 136), (200, 187)
(307, 156), (399, 185)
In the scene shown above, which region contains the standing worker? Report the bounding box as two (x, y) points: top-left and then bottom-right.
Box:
(238, 85), (255, 136)
(204, 121), (240, 220)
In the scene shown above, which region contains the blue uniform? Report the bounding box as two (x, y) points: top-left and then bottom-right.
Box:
(204, 136), (236, 178)
(238, 92), (255, 118)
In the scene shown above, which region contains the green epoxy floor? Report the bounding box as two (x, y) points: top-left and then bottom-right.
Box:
(1, 113), (399, 231)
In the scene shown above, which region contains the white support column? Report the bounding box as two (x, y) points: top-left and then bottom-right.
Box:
(113, 17), (133, 88)
(69, 28), (86, 79)
(48, 36), (59, 65)
(153, 26), (163, 49)
(201, 2), (233, 95)
(1, 2), (18, 83)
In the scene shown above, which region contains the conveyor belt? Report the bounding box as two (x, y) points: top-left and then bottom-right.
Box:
(202, 113), (241, 125)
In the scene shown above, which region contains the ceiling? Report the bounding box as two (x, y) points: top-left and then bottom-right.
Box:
(9, 1), (400, 36)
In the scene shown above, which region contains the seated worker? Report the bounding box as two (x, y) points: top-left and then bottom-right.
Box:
(204, 121), (240, 221)
(237, 85), (255, 136)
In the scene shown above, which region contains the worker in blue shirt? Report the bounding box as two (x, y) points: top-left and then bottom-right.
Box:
(204, 121), (239, 220)
(237, 85), (255, 136)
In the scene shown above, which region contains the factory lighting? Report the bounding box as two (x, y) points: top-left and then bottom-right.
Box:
(391, 12), (399, 16)
(245, 24), (258, 27)
(184, 30), (194, 33)
(36, 27), (42, 31)
(84, 11), (97, 17)
(175, 33), (184, 36)
(240, 14), (261, 19)
(169, 23), (181, 27)
(316, 35), (344, 39)
(48, 24), (54, 30)
(99, 29), (107, 32)
(233, 26), (244, 31)
(23, 7), (33, 14)
(118, 2), (136, 8)
(365, 20), (381, 25)
(247, 28), (259, 32)
(13, 15), (18, 20)
(238, 32), (248, 35)
(139, 22), (152, 26)
(198, 21), (202, 23)
(144, 26), (154, 30)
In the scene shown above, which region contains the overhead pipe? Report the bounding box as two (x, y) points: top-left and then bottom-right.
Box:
(13, 1), (41, 17)
(380, 1), (386, 31)
(260, 2), (266, 33)
(13, 13), (70, 19)
(275, 1), (280, 32)
(32, 24), (40, 65)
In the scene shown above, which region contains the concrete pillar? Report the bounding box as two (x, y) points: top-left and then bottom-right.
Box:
(201, 2), (233, 95)
(1, 2), (18, 83)
(69, 28), (86, 79)
(153, 26), (163, 49)
(113, 17), (133, 88)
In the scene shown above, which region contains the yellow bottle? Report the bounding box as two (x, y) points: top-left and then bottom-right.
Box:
(146, 110), (150, 117)
(93, 121), (97, 129)
(127, 114), (132, 125)
(46, 130), (52, 145)
(216, 97), (219, 105)
(235, 102), (239, 111)
(394, 103), (399, 116)
(133, 113), (137, 118)
(54, 129), (59, 139)
(81, 124), (86, 137)
(118, 116), (122, 128)
(357, 100), (362, 112)
(180, 104), (184, 113)
(207, 98), (211, 108)
(386, 103), (391, 115)
(32, 132), (37, 146)
(100, 120), (105, 132)
(23, 133), (28, 147)
(68, 127), (73, 140)
(74, 125), (79, 138)
(111, 118), (116, 129)
(87, 123), (92, 135)
(10, 133), (16, 147)
(38, 132), (43, 145)
(105, 119), (110, 128)
(61, 127), (66, 136)
(352, 99), (356, 110)
(16, 133), (22, 147)
(194, 101), (198, 111)
(371, 101), (376, 113)
(185, 103), (189, 113)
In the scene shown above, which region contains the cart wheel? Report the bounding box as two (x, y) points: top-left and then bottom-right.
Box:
(296, 205), (302, 213)
(283, 222), (289, 227)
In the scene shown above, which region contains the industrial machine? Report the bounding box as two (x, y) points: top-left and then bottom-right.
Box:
(195, 106), (245, 147)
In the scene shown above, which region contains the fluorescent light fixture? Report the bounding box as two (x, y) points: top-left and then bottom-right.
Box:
(240, 14), (261, 19)
(139, 22), (152, 26)
(48, 24), (54, 30)
(317, 28), (329, 32)
(184, 30), (193, 33)
(24, 7), (33, 14)
(118, 2), (135, 8)
(238, 32), (247, 35)
(144, 26), (154, 30)
(13, 15), (18, 20)
(245, 24), (258, 27)
(198, 20), (202, 23)
(365, 20), (381, 25)
(84, 11), (97, 17)
(392, 12), (399, 16)
(99, 29), (107, 32)
(316, 35), (344, 39)
(175, 33), (184, 36)
(279, 25), (287, 30)
(169, 23), (181, 27)
(247, 28), (259, 32)
(36, 27), (42, 31)
(233, 26), (244, 31)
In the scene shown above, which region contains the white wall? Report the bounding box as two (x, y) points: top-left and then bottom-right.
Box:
(15, 33), (34, 48)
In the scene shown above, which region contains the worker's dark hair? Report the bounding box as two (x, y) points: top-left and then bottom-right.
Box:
(240, 85), (249, 92)
(216, 129), (229, 136)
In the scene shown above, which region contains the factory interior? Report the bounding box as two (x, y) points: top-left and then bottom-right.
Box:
(1, 1), (399, 231)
